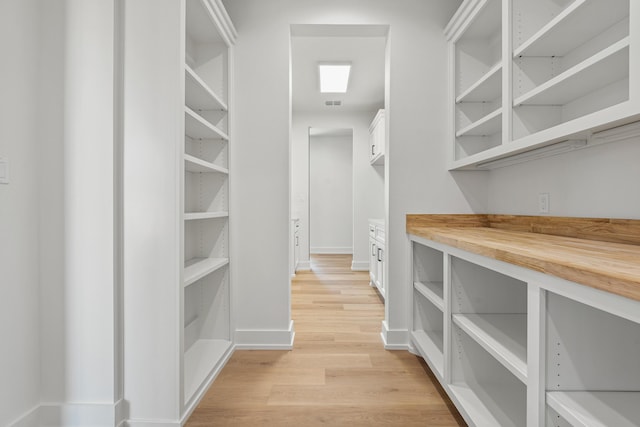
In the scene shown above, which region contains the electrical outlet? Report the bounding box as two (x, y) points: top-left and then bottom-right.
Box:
(538, 193), (549, 214)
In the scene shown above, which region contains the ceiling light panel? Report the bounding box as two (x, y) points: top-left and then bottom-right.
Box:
(319, 63), (351, 93)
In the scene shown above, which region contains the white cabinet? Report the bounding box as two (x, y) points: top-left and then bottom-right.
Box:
(369, 220), (385, 299)
(446, 0), (640, 170)
(182, 0), (234, 411)
(369, 109), (385, 165)
(291, 218), (300, 276)
(409, 233), (640, 427)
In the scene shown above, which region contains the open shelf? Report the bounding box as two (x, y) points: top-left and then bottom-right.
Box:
(451, 325), (526, 427)
(514, 38), (629, 106)
(413, 289), (444, 376)
(514, 0), (629, 57)
(547, 391), (640, 427)
(453, 313), (527, 383)
(411, 330), (443, 379)
(449, 382), (525, 427)
(456, 63), (501, 103)
(185, 64), (228, 112)
(456, 108), (502, 137)
(414, 281), (443, 312)
(185, 107), (229, 141)
(184, 212), (228, 221)
(185, 154), (229, 174)
(184, 257), (229, 287)
(184, 338), (233, 403)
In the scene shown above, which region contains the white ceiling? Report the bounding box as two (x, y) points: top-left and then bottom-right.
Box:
(291, 35), (386, 113)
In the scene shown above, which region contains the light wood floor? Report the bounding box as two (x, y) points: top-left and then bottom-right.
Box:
(185, 254), (465, 426)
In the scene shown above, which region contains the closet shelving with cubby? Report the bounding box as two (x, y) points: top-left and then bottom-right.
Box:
(408, 215), (640, 427)
(446, 0), (640, 170)
(181, 0), (235, 412)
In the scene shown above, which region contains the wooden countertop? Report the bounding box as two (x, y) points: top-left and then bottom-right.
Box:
(407, 215), (640, 303)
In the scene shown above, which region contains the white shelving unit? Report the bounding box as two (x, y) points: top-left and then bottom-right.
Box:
(408, 231), (640, 427)
(446, 0), (639, 170)
(449, 0), (503, 161)
(122, 0), (235, 423)
(181, 0), (235, 414)
(369, 109), (385, 165)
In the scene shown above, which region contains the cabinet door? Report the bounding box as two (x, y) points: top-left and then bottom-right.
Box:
(369, 131), (377, 161)
(376, 243), (385, 295)
(376, 117), (385, 157)
(369, 237), (377, 283)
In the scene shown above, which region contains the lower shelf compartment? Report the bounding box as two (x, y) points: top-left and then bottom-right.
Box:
(547, 391), (640, 427)
(184, 339), (233, 404)
(449, 382), (525, 427)
(453, 313), (527, 383)
(411, 330), (443, 378)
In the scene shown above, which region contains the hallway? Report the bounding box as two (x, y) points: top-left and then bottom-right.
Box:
(185, 255), (464, 426)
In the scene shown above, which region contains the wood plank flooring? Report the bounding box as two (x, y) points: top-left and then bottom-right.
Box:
(185, 254), (465, 426)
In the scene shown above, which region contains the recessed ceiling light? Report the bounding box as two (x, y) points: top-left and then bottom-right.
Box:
(319, 63), (351, 93)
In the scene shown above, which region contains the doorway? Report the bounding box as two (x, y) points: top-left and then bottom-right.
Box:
(309, 128), (353, 256)
(289, 24), (388, 275)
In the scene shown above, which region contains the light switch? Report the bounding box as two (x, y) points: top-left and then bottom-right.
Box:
(0, 158), (9, 184)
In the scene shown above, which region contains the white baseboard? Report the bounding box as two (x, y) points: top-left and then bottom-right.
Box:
(310, 247), (352, 254)
(296, 260), (311, 271)
(234, 320), (295, 350)
(350, 261), (369, 271)
(125, 421), (178, 427)
(380, 320), (409, 350)
(24, 400), (126, 427)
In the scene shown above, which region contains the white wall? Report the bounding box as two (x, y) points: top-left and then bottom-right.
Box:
(1, 1), (122, 424)
(224, 0), (479, 349)
(0, 0), (42, 424)
(292, 111), (384, 271)
(487, 137), (640, 219)
(309, 134), (353, 254)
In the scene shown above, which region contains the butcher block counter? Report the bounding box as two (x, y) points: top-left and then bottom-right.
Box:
(406, 214), (640, 302)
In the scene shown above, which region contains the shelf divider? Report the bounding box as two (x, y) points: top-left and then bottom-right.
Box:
(514, 38), (629, 107)
(185, 64), (228, 112)
(185, 154), (229, 174)
(456, 108), (502, 137)
(184, 212), (229, 221)
(414, 281), (444, 312)
(453, 313), (527, 383)
(185, 106), (229, 141)
(184, 257), (229, 287)
(456, 63), (502, 104)
(547, 391), (640, 427)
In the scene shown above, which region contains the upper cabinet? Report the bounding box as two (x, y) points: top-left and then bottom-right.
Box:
(370, 109), (385, 165)
(446, 0), (639, 170)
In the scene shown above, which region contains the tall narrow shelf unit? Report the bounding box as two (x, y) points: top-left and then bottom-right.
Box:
(446, 0), (640, 169)
(182, 0), (235, 412)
